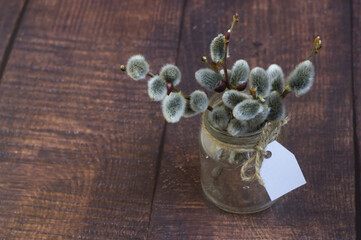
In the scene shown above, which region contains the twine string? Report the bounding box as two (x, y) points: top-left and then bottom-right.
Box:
(239, 117), (289, 185)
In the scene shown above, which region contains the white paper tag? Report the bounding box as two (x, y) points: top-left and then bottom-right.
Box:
(260, 141), (306, 201)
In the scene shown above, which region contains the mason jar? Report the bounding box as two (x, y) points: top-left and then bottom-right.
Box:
(199, 93), (285, 214)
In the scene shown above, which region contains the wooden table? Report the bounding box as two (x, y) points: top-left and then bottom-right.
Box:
(0, 0), (359, 239)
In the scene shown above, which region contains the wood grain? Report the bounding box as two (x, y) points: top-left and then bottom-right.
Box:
(148, 0), (356, 239)
(352, 0), (361, 236)
(0, 0), (184, 239)
(0, 0), (27, 73)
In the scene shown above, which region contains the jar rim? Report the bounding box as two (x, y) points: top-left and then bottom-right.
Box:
(202, 93), (263, 147)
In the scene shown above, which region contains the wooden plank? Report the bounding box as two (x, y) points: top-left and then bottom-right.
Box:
(0, 0), (27, 73)
(0, 0), (184, 239)
(148, 0), (355, 239)
(352, 0), (361, 236)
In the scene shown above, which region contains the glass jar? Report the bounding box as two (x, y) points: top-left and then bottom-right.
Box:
(199, 93), (285, 214)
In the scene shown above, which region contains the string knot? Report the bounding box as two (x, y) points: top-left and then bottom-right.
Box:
(255, 145), (266, 157)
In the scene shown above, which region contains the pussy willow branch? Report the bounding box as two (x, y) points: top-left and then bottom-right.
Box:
(220, 13), (239, 88)
(120, 66), (213, 111)
(281, 36), (322, 99)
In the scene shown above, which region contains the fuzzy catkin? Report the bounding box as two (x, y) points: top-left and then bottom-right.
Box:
(222, 90), (250, 109)
(230, 59), (250, 87)
(208, 106), (231, 130)
(195, 68), (223, 90)
(266, 91), (285, 121)
(162, 93), (186, 123)
(247, 105), (270, 132)
(183, 100), (199, 118)
(147, 76), (167, 101)
(249, 67), (270, 97)
(288, 60), (315, 96)
(267, 64), (285, 94)
(233, 99), (263, 121)
(227, 119), (248, 137)
(159, 64), (181, 86)
(126, 55), (149, 80)
(210, 34), (225, 62)
(190, 90), (208, 112)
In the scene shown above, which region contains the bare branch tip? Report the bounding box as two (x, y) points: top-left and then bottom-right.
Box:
(234, 13), (239, 22)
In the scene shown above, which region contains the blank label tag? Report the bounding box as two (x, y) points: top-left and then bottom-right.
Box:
(260, 141), (306, 201)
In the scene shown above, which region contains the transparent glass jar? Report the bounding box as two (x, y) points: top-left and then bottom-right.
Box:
(199, 93), (285, 214)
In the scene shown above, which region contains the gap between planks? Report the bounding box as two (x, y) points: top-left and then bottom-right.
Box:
(350, 0), (361, 238)
(146, 0), (188, 239)
(0, 0), (29, 83)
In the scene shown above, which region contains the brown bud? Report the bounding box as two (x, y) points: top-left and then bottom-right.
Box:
(314, 36), (320, 46)
(214, 80), (227, 92)
(249, 88), (257, 95)
(210, 61), (219, 71)
(235, 81), (248, 91)
(225, 30), (231, 40)
(314, 36), (322, 53)
(166, 82), (173, 95)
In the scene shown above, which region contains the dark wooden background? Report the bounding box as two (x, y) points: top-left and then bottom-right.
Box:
(0, 0), (359, 239)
